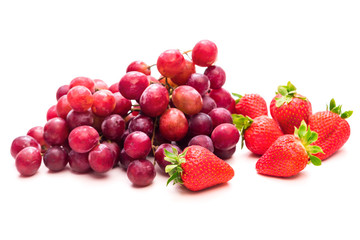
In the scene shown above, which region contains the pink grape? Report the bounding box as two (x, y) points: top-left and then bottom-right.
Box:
(68, 150), (91, 173)
(159, 108), (188, 141)
(67, 86), (94, 112)
(56, 85), (69, 100)
(127, 159), (156, 187)
(124, 131), (151, 159)
(209, 88), (233, 109)
(139, 84), (169, 117)
(192, 40), (218, 67)
(204, 65), (226, 89)
(157, 49), (185, 78)
(68, 126), (99, 153)
(43, 146), (68, 172)
(11, 135), (41, 158)
(119, 71), (149, 101)
(88, 144), (115, 173)
(69, 76), (95, 93)
(66, 110), (94, 130)
(172, 85), (203, 115)
(101, 114), (125, 140)
(126, 61), (151, 75)
(91, 90), (116, 117)
(56, 95), (72, 119)
(211, 123), (240, 150)
(15, 147), (42, 176)
(112, 92), (132, 116)
(208, 107), (233, 127)
(43, 117), (69, 146)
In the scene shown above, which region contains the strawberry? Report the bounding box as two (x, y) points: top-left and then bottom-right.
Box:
(256, 120), (322, 177)
(233, 93), (268, 119)
(232, 114), (283, 155)
(164, 145), (234, 191)
(270, 81), (312, 134)
(308, 98), (352, 160)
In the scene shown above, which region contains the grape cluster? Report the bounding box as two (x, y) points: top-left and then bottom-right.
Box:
(10, 40), (240, 187)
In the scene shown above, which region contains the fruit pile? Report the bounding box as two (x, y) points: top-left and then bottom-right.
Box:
(10, 40), (240, 191)
(233, 82), (352, 177)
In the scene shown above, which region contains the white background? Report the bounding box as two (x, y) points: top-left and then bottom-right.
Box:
(1, 0), (359, 239)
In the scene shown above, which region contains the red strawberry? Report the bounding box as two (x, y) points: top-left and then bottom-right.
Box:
(232, 114), (283, 155)
(165, 145), (234, 191)
(270, 82), (312, 134)
(256, 121), (322, 177)
(308, 99), (352, 160)
(233, 93), (268, 119)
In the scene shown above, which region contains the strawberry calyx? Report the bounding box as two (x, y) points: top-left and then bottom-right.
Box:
(275, 81), (307, 107)
(326, 98), (353, 119)
(232, 93), (243, 104)
(164, 147), (188, 186)
(232, 114), (253, 149)
(294, 120), (323, 166)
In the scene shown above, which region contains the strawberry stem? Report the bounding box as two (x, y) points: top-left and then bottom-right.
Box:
(231, 114), (253, 149)
(275, 81), (307, 107)
(164, 147), (188, 186)
(326, 98), (353, 119)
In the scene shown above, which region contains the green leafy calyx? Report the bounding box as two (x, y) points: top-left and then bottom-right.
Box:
(275, 81), (307, 107)
(232, 93), (243, 104)
(164, 147), (188, 186)
(294, 120), (323, 166)
(232, 114), (253, 149)
(326, 98), (353, 119)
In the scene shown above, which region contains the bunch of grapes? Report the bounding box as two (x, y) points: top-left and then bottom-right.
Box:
(10, 40), (240, 187)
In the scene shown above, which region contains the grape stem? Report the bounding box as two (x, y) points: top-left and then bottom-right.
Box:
(147, 64), (156, 70)
(151, 116), (159, 165)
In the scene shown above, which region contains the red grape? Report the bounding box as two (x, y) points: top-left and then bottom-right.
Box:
(211, 123), (240, 150)
(109, 82), (119, 93)
(43, 117), (69, 146)
(88, 144), (115, 173)
(159, 108), (188, 141)
(208, 107), (233, 127)
(119, 148), (136, 169)
(201, 95), (217, 114)
(192, 40), (218, 67)
(91, 90), (116, 117)
(66, 110), (94, 130)
(68, 150), (91, 173)
(124, 131), (151, 159)
(171, 59), (196, 85)
(43, 146), (68, 172)
(68, 126), (99, 153)
(69, 76), (95, 93)
(56, 95), (72, 119)
(187, 73), (210, 96)
(172, 85), (203, 115)
(102, 141), (120, 167)
(139, 84), (169, 117)
(154, 143), (182, 172)
(11, 135), (41, 158)
(128, 114), (154, 137)
(56, 85), (69, 100)
(15, 147), (42, 176)
(214, 146), (236, 160)
(101, 114), (125, 140)
(209, 88), (233, 109)
(204, 65), (226, 89)
(188, 135), (214, 152)
(112, 92), (132, 116)
(119, 71), (149, 101)
(127, 159), (156, 187)
(47, 105), (58, 120)
(94, 79), (109, 91)
(188, 113), (213, 137)
(67, 86), (93, 112)
(157, 49), (185, 78)
(27, 126), (49, 153)
(126, 61), (151, 75)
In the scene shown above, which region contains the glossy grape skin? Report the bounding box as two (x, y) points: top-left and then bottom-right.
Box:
(101, 114), (125, 140)
(92, 115), (105, 132)
(211, 123), (240, 150)
(159, 108), (189, 141)
(56, 85), (69, 100)
(214, 146), (236, 160)
(139, 84), (169, 117)
(126, 61), (151, 75)
(102, 141), (120, 167)
(94, 79), (109, 91)
(11, 135), (41, 158)
(208, 107), (233, 127)
(68, 126), (99, 153)
(201, 95), (217, 114)
(124, 131), (152, 159)
(171, 59), (196, 85)
(172, 85), (203, 115)
(204, 65), (226, 89)
(118, 148), (136, 169)
(43, 146), (68, 172)
(157, 49), (185, 78)
(47, 105), (58, 120)
(68, 150), (91, 173)
(109, 83), (119, 93)
(128, 114), (154, 137)
(91, 90), (116, 117)
(88, 144), (115, 173)
(112, 92), (132, 116)
(119, 71), (149, 101)
(188, 113), (213, 137)
(67, 86), (94, 112)
(188, 135), (214, 153)
(43, 117), (69, 146)
(27, 126), (49, 153)
(154, 143), (182, 172)
(192, 40), (218, 67)
(15, 147), (42, 176)
(56, 95), (72, 119)
(209, 88), (233, 109)
(187, 73), (210, 96)
(127, 159), (156, 187)
(66, 110), (94, 130)
(69, 76), (95, 93)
